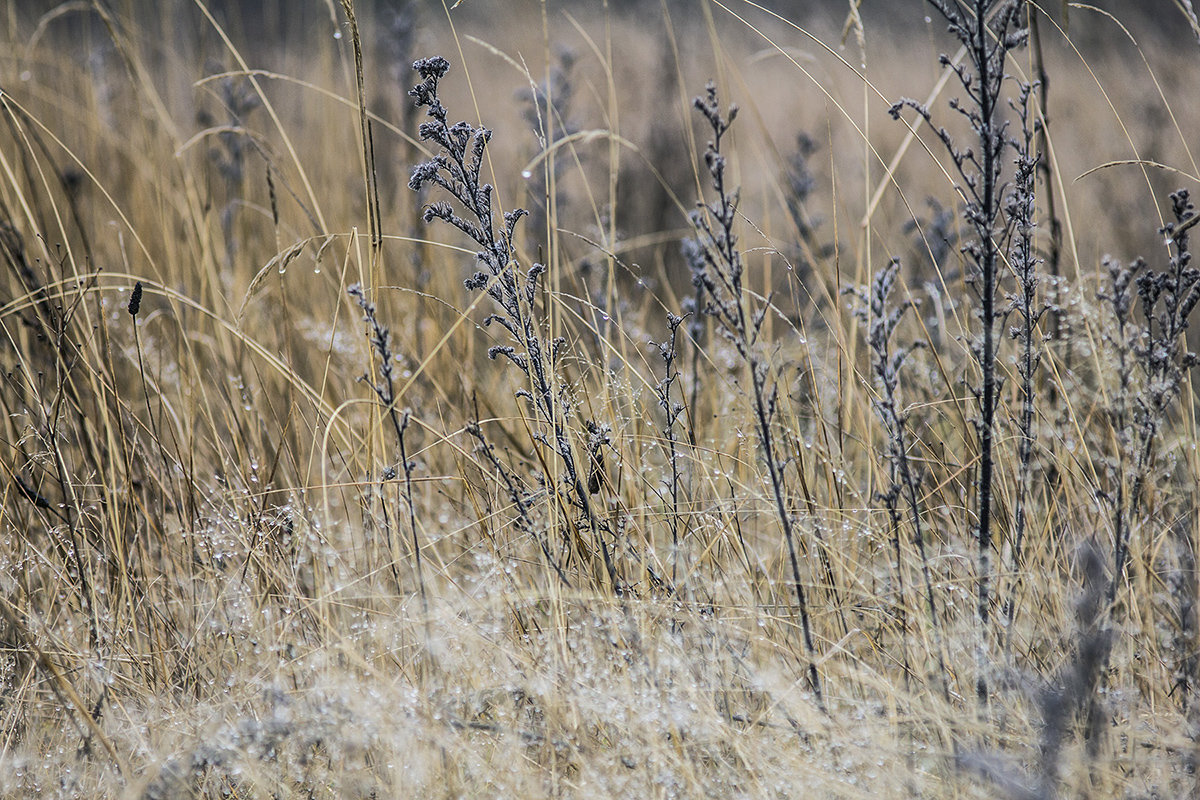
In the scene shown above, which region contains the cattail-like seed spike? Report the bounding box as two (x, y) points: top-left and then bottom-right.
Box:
(128, 281), (143, 317)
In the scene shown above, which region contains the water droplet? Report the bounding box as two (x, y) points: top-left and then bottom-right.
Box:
(333, 30), (342, 39)
(521, 170), (532, 179)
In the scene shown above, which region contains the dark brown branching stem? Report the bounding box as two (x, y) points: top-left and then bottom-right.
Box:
(465, 412), (572, 589)
(1003, 83), (1048, 644)
(686, 289), (704, 451)
(685, 83), (822, 709)
(1100, 255), (1139, 605)
(849, 259), (949, 701)
(406, 57), (620, 593)
(348, 284), (427, 613)
(891, 0), (1028, 706)
(1102, 191), (1200, 611)
(654, 312), (690, 586)
(396, 409), (423, 608)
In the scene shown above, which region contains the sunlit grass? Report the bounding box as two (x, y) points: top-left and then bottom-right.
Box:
(1, 1), (1199, 797)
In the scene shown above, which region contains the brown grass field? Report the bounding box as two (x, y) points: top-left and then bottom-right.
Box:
(3, 0), (1200, 796)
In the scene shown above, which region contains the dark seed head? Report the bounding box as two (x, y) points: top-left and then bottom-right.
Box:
(128, 281), (143, 317)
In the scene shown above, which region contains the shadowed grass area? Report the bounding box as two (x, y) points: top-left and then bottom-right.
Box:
(2, 1), (1200, 797)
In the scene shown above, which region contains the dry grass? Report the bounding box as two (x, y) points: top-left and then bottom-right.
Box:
(1, 1), (1199, 797)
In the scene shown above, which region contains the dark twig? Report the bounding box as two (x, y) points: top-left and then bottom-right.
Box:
(848, 259), (949, 700)
(407, 57), (620, 593)
(891, 0), (1029, 705)
(348, 283), (427, 612)
(685, 82), (823, 709)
